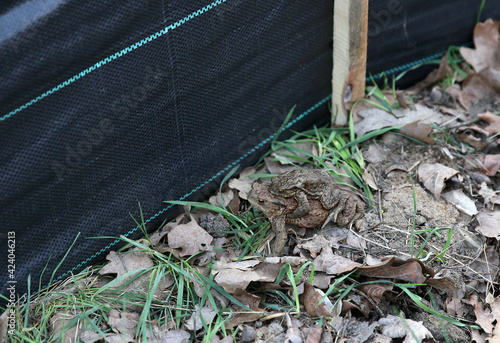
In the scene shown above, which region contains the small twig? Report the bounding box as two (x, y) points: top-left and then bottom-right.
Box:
(442, 116), (480, 130)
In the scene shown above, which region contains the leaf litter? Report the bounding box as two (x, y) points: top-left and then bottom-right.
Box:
(5, 19), (500, 343)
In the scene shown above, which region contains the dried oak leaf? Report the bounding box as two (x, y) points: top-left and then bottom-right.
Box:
(209, 188), (239, 213)
(441, 189), (478, 216)
(50, 313), (84, 343)
(465, 154), (500, 176)
(402, 319), (434, 343)
(460, 20), (500, 99)
(303, 282), (334, 317)
(476, 209), (500, 239)
(271, 143), (316, 166)
(378, 316), (407, 339)
(213, 259), (281, 294)
(99, 250), (173, 295)
(467, 294), (495, 334)
(460, 19), (500, 73)
(357, 256), (434, 284)
(313, 247), (362, 275)
(478, 111), (500, 136)
(185, 305), (217, 331)
(158, 330), (190, 343)
(400, 120), (434, 144)
(107, 310), (139, 338)
(167, 217), (213, 256)
(228, 166), (256, 200)
(462, 69), (500, 99)
(417, 163), (459, 199)
(302, 324), (323, 343)
(357, 283), (394, 304)
(229, 290), (264, 327)
(471, 329), (489, 343)
(79, 331), (103, 343)
(355, 104), (443, 137)
(285, 312), (304, 343)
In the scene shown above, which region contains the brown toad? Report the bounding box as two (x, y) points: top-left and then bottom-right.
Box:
(248, 182), (329, 254)
(268, 169), (343, 224)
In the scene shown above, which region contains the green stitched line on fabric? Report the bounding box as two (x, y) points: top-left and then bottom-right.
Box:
(0, 0), (227, 122)
(367, 52), (443, 82)
(44, 94), (332, 288)
(368, 41), (473, 82)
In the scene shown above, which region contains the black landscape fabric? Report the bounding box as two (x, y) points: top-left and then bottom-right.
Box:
(1, 0), (499, 308)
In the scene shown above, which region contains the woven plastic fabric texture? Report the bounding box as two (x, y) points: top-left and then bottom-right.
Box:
(1, 0), (500, 308)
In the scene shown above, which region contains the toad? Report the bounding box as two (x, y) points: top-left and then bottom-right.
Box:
(249, 170), (365, 255)
(268, 169), (342, 224)
(248, 182), (329, 254)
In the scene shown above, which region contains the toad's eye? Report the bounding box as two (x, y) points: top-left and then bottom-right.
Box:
(258, 198), (265, 203)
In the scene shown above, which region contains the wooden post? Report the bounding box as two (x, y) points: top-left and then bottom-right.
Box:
(332, 0), (369, 125)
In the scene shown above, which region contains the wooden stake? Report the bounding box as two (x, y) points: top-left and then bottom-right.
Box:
(332, 0), (369, 125)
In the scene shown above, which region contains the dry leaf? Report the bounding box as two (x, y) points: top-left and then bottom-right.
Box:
(107, 310), (139, 338)
(303, 282), (334, 317)
(158, 330), (190, 343)
(444, 84), (471, 110)
(441, 189), (478, 216)
(213, 259), (281, 294)
(295, 235), (330, 257)
(400, 121), (434, 144)
(185, 305), (217, 331)
(355, 104), (443, 137)
(105, 333), (135, 343)
(357, 283), (394, 304)
(168, 218), (213, 256)
(467, 294), (495, 334)
(312, 247), (362, 275)
(476, 210), (500, 239)
(264, 156), (298, 175)
(460, 20), (500, 73)
(285, 312), (304, 342)
(363, 144), (385, 163)
(479, 182), (497, 206)
(470, 246), (500, 280)
(462, 70), (500, 99)
(378, 315), (406, 338)
(460, 20), (500, 100)
(471, 328), (488, 343)
(478, 111), (500, 135)
(362, 169), (378, 190)
(270, 143), (315, 165)
(209, 188), (239, 212)
(50, 313), (84, 343)
(465, 154), (500, 176)
(303, 324), (323, 343)
(310, 273), (334, 289)
(402, 319), (434, 343)
(357, 256), (434, 284)
(228, 178), (252, 200)
(79, 331), (103, 343)
(99, 251), (172, 296)
(229, 290), (264, 327)
(417, 163), (459, 199)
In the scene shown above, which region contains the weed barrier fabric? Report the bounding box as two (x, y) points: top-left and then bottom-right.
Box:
(0, 0), (499, 308)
